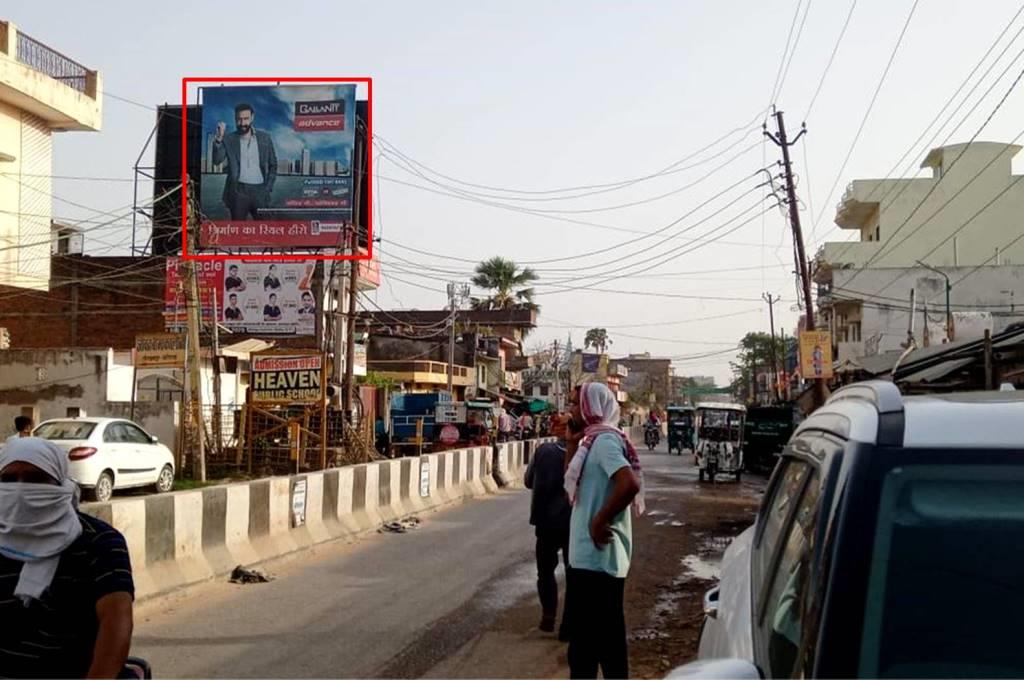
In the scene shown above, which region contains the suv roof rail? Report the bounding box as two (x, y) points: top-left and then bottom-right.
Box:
(825, 380), (905, 446)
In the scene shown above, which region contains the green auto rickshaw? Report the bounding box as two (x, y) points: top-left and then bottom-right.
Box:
(666, 405), (696, 455)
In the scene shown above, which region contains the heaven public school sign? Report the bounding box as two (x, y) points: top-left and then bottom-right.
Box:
(250, 352), (325, 405)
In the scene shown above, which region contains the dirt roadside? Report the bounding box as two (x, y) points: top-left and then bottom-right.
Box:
(424, 455), (765, 679)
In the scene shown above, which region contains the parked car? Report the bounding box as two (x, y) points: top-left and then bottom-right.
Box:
(33, 418), (175, 502)
(670, 381), (1024, 679)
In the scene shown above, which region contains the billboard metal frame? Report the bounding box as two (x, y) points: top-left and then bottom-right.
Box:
(179, 77), (373, 263)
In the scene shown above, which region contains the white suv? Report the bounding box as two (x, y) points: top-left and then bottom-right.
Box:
(671, 381), (1024, 679)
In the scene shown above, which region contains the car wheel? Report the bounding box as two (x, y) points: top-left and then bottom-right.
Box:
(155, 465), (174, 494)
(89, 471), (114, 503)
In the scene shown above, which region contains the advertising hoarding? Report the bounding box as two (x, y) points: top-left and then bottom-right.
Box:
(164, 257), (316, 337)
(198, 84), (357, 248)
(134, 333), (186, 368)
(799, 330), (833, 380)
(250, 352), (324, 404)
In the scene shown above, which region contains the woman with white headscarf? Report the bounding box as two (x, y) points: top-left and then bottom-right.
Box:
(0, 437), (135, 678)
(563, 382), (643, 679)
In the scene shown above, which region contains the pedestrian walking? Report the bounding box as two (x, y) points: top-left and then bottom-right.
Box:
(524, 414), (572, 640)
(565, 382), (644, 679)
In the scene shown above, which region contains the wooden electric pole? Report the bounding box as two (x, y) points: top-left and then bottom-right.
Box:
(182, 176), (206, 481)
(342, 124), (365, 422)
(765, 110), (826, 409)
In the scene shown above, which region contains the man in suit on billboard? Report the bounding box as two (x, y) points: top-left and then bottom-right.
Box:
(212, 103), (278, 221)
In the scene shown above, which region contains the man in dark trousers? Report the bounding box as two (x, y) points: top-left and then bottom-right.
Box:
(211, 102), (277, 220)
(524, 413), (572, 640)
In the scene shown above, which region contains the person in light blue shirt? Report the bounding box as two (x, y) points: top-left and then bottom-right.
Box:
(564, 382), (643, 679)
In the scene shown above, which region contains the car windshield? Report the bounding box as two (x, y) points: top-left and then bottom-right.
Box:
(668, 412), (692, 425)
(859, 464), (1024, 678)
(34, 421), (97, 440)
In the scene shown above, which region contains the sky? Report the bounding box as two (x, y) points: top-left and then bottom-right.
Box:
(9, 0), (1024, 385)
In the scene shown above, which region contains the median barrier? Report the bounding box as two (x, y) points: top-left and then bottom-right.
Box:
(81, 438), (549, 600)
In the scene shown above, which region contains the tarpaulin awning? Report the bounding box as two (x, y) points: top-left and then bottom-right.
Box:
(899, 357), (974, 384)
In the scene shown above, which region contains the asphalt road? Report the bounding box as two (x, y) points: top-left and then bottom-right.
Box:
(132, 486), (538, 678)
(131, 439), (751, 678)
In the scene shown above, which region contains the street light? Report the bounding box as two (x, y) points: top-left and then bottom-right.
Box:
(917, 260), (952, 342)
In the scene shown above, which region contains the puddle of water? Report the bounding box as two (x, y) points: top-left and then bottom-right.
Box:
(670, 520), (685, 527)
(654, 520), (668, 527)
(479, 562), (539, 611)
(630, 627), (670, 641)
(647, 509), (669, 517)
(680, 554), (721, 581)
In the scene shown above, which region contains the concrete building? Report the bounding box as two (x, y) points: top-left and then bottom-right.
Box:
(814, 141), (1024, 363)
(817, 142), (1024, 270)
(820, 264), (1024, 362)
(614, 353), (674, 408)
(0, 20), (102, 290)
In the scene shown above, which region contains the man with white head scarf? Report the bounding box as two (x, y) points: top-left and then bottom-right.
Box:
(0, 437), (135, 678)
(564, 382), (643, 679)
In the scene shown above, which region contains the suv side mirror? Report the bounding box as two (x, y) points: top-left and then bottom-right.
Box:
(665, 659), (763, 679)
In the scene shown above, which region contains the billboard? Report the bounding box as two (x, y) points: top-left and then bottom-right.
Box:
(250, 352), (324, 404)
(164, 257), (316, 336)
(199, 84), (357, 248)
(799, 330), (833, 380)
(134, 333), (186, 368)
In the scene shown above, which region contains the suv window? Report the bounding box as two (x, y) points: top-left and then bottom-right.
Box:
(754, 458), (811, 591)
(859, 464), (1024, 678)
(761, 470), (821, 679)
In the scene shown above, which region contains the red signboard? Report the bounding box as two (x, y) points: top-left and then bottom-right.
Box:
(200, 219), (352, 249)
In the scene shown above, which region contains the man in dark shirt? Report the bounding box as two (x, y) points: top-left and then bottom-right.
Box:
(225, 265), (245, 292)
(263, 293), (282, 321)
(263, 264), (282, 292)
(525, 414), (572, 639)
(0, 437), (135, 678)
(224, 293), (244, 321)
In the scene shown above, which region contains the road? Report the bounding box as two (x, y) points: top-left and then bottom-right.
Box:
(132, 441), (765, 678)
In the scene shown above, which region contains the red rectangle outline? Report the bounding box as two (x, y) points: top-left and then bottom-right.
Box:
(180, 77), (373, 262)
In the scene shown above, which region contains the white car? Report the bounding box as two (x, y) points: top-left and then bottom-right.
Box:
(33, 417), (175, 502)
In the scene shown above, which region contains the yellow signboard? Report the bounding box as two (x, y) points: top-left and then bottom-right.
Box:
(800, 331), (833, 380)
(135, 333), (186, 368)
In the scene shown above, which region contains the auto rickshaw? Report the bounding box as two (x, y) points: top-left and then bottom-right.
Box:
(695, 402), (746, 483)
(666, 405), (696, 455)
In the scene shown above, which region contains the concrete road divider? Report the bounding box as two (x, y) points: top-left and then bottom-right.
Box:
(81, 440), (548, 601)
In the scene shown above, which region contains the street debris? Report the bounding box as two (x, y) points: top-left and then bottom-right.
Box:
(229, 565), (273, 584)
(379, 516), (421, 534)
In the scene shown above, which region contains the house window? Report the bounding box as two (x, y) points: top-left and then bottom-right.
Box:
(850, 322), (862, 343)
(540, 385), (549, 396)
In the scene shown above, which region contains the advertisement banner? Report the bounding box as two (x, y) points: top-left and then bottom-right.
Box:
(164, 257), (316, 337)
(199, 84), (357, 248)
(250, 352), (324, 404)
(799, 330), (833, 379)
(134, 333), (186, 368)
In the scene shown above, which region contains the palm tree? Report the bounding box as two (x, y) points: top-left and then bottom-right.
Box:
(584, 328), (612, 354)
(470, 257), (539, 311)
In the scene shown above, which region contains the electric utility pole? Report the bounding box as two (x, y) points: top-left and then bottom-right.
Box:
(763, 292), (781, 404)
(765, 110), (826, 408)
(343, 124), (366, 422)
(446, 282), (470, 394)
(183, 176), (206, 481)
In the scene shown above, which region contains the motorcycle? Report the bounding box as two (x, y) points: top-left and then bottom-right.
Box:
(644, 424), (660, 451)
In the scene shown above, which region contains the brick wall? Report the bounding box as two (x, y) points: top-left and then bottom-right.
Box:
(0, 255), (318, 350)
(0, 256), (165, 349)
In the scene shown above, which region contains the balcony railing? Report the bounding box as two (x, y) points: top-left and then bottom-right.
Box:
(15, 31), (88, 94)
(367, 360), (471, 379)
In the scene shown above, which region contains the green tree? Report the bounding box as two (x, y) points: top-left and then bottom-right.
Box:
(584, 328), (612, 354)
(729, 332), (793, 403)
(470, 257), (539, 311)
